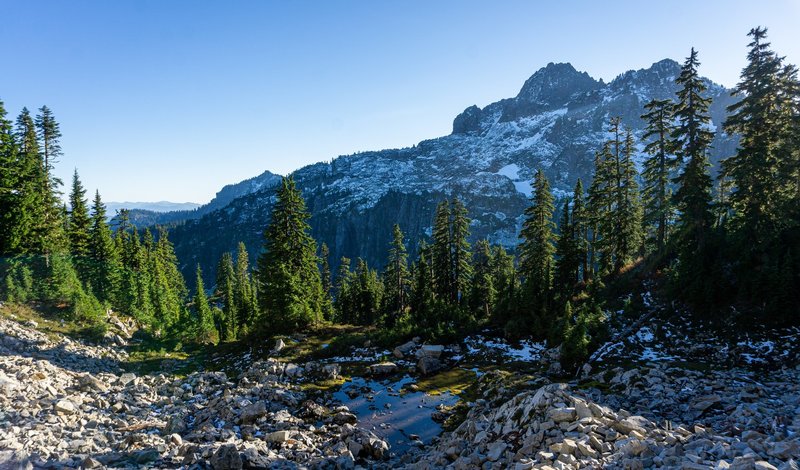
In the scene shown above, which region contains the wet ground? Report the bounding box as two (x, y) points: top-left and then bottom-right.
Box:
(333, 375), (459, 454)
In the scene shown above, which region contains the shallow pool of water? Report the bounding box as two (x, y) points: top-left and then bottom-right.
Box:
(333, 375), (459, 454)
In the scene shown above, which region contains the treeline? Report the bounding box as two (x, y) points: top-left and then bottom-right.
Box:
(249, 28), (800, 363)
(0, 104), (212, 340)
(1, 27), (798, 356)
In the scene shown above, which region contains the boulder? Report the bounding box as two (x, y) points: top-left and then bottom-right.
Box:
(547, 407), (576, 423)
(368, 362), (398, 376)
(417, 356), (442, 376)
(266, 430), (291, 443)
(240, 401), (266, 424)
(416, 345), (444, 359)
(393, 340), (416, 358)
(54, 399), (77, 415)
(210, 444), (243, 470)
(273, 338), (285, 353)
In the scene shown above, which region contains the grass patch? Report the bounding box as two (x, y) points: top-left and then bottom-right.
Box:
(414, 368), (477, 396)
(0, 302), (101, 342)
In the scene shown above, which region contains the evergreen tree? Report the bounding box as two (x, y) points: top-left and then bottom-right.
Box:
(641, 99), (677, 254)
(554, 199), (579, 301)
(88, 191), (120, 303)
(334, 257), (355, 323)
(0, 101), (18, 254)
(319, 243), (334, 320)
(489, 245), (517, 326)
(382, 224), (410, 326)
(518, 169), (556, 335)
(34, 106), (66, 258)
(193, 265), (216, 344)
(256, 177), (325, 331)
(410, 243), (436, 329)
(215, 251), (238, 341)
(353, 258), (383, 325)
(671, 48), (716, 305)
(450, 198), (472, 304)
(723, 28), (787, 245)
(571, 180), (589, 282)
(469, 239), (495, 319)
(431, 200), (452, 301)
(234, 242), (258, 336)
(588, 143), (614, 275)
(67, 170), (91, 279)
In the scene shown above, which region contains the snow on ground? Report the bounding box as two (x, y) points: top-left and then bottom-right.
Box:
(464, 335), (546, 362)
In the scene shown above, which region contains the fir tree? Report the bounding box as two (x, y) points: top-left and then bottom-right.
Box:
(256, 177), (325, 331)
(489, 244), (517, 326)
(319, 243), (334, 320)
(0, 101), (17, 254)
(469, 239), (495, 319)
(34, 106), (66, 258)
(193, 265), (216, 344)
(334, 257), (355, 323)
(518, 169), (556, 335)
(723, 27), (796, 270)
(88, 191), (120, 303)
(571, 180), (589, 282)
(431, 200), (452, 301)
(553, 199), (579, 301)
(215, 251), (238, 341)
(641, 99), (676, 254)
(450, 198), (472, 304)
(234, 242), (258, 335)
(410, 243), (436, 329)
(67, 170), (92, 279)
(671, 48), (716, 305)
(5, 108), (44, 254)
(382, 224), (410, 326)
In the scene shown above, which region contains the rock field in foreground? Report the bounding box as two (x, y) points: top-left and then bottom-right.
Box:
(1, 313), (800, 469)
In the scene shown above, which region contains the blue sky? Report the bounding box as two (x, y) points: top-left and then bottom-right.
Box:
(1, 1), (798, 203)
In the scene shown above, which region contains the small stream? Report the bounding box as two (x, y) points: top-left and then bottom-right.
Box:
(333, 375), (459, 454)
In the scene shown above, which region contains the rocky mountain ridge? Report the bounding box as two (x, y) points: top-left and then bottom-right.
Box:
(153, 59), (738, 283)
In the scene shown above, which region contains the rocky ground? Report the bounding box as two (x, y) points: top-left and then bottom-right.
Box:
(1, 302), (799, 469)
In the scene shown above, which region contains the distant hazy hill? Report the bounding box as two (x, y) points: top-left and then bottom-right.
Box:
(117, 170), (283, 228)
(106, 201), (201, 216)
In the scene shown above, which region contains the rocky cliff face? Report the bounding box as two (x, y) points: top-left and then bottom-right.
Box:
(163, 59), (737, 284)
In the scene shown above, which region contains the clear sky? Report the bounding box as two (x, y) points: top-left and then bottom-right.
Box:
(1, 1), (799, 204)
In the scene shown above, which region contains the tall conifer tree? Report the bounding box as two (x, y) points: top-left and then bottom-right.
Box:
(256, 177), (325, 331)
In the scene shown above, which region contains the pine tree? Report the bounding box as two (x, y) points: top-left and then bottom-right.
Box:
(319, 243), (334, 320)
(671, 48), (716, 305)
(193, 265), (216, 344)
(88, 191), (120, 303)
(354, 258), (383, 325)
(450, 198), (472, 304)
(256, 177), (325, 331)
(554, 199), (579, 301)
(382, 224), (410, 326)
(234, 242), (257, 335)
(334, 257), (355, 323)
(518, 169), (556, 334)
(571, 180), (589, 282)
(641, 99), (676, 254)
(617, 128), (644, 267)
(215, 251), (238, 341)
(34, 106), (66, 258)
(431, 200), (452, 301)
(588, 143), (614, 275)
(469, 239), (495, 319)
(67, 170), (92, 280)
(723, 28), (786, 243)
(410, 243), (436, 329)
(489, 245), (517, 326)
(0, 101), (18, 254)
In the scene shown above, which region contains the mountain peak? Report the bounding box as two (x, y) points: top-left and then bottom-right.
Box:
(516, 62), (600, 104)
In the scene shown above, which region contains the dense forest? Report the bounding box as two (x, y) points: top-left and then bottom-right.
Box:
(1, 28), (798, 370)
